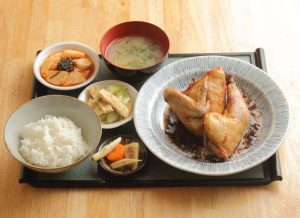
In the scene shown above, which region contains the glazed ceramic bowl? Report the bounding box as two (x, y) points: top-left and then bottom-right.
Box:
(134, 56), (289, 176)
(100, 21), (169, 76)
(33, 41), (100, 90)
(4, 95), (102, 173)
(97, 135), (148, 176)
(78, 80), (138, 129)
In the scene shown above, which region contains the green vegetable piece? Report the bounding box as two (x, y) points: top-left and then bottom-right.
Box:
(106, 111), (120, 123)
(106, 85), (123, 95)
(116, 89), (130, 105)
(99, 113), (107, 121)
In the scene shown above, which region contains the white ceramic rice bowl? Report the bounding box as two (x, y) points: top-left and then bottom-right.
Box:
(4, 95), (102, 173)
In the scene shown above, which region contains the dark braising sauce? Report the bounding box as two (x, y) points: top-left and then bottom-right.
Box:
(164, 95), (263, 162)
(232, 94), (263, 157)
(164, 109), (203, 153)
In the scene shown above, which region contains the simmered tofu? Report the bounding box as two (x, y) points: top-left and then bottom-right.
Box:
(45, 70), (59, 79)
(80, 69), (90, 78)
(49, 58), (61, 70)
(74, 58), (92, 70)
(41, 52), (62, 73)
(49, 53), (62, 70)
(64, 71), (85, 85)
(40, 49), (94, 87)
(47, 71), (69, 86)
(62, 49), (85, 58)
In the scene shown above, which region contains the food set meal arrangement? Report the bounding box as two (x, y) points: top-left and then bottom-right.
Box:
(4, 21), (289, 177)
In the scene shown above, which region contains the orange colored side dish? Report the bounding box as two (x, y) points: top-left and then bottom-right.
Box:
(106, 144), (125, 162)
(40, 49), (94, 86)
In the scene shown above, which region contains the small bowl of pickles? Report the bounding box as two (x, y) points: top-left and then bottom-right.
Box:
(78, 80), (138, 129)
(92, 135), (147, 176)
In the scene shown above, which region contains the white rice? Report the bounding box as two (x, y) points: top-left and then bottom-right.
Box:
(19, 115), (89, 168)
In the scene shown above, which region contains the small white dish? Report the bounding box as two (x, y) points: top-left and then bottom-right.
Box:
(4, 95), (102, 173)
(33, 41), (100, 91)
(78, 80), (138, 129)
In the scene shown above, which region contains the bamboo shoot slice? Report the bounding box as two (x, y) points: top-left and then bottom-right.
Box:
(92, 137), (122, 161)
(110, 159), (141, 170)
(124, 143), (139, 170)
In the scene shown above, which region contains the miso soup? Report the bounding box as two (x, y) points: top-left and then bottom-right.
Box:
(105, 36), (164, 69)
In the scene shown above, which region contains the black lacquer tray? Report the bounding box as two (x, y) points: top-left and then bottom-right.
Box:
(19, 48), (282, 187)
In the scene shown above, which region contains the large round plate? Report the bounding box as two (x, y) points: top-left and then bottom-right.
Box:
(134, 56), (289, 176)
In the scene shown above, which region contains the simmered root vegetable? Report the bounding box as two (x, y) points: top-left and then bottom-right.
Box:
(92, 137), (122, 161)
(40, 49), (94, 86)
(92, 137), (141, 172)
(106, 144), (125, 162)
(124, 143), (139, 170)
(110, 159), (141, 170)
(87, 84), (132, 124)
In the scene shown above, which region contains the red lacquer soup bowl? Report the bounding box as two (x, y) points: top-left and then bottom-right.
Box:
(100, 21), (170, 77)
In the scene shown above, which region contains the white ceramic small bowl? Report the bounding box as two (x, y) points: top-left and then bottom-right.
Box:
(33, 41), (100, 90)
(78, 80), (138, 129)
(4, 95), (102, 173)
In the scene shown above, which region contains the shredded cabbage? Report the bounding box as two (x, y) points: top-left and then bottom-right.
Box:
(106, 85), (124, 95)
(106, 85), (130, 104)
(106, 111), (120, 123)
